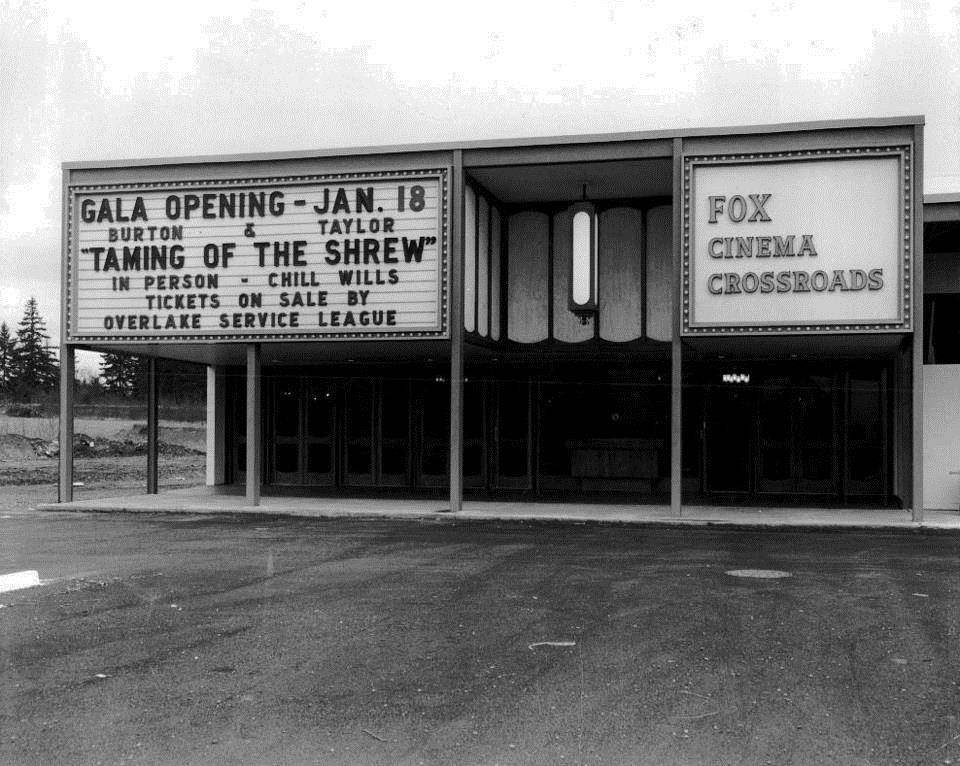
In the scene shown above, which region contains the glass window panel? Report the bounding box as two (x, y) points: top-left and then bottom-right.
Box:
(705, 388), (752, 492)
(498, 382), (528, 439)
(925, 295), (960, 364)
(761, 448), (791, 482)
(346, 381), (373, 439)
(306, 384), (335, 438)
(274, 379), (299, 437)
(850, 447), (882, 482)
(465, 444), (483, 476)
(381, 444), (408, 476)
(538, 384), (571, 475)
(797, 377), (833, 443)
(275, 444), (298, 474)
(422, 382), (450, 438)
(801, 448), (830, 480)
(849, 378), (881, 442)
(307, 444), (332, 474)
(347, 446), (371, 475)
(465, 383), (484, 438)
(498, 445), (527, 478)
(422, 446), (447, 475)
(759, 387), (790, 442)
(381, 383), (410, 438)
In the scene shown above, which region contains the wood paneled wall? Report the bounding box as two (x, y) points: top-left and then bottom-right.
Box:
(598, 208), (644, 342)
(462, 185), (673, 344)
(645, 205), (672, 342)
(464, 185), (477, 333)
(507, 212), (550, 343)
(463, 184), (504, 339)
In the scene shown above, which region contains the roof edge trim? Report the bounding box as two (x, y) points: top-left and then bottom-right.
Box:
(63, 115), (925, 171)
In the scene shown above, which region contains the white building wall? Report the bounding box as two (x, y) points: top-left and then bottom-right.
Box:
(923, 364), (960, 510)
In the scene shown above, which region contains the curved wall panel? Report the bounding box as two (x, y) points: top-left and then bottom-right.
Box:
(645, 204), (673, 342)
(598, 207), (644, 343)
(507, 211), (550, 343)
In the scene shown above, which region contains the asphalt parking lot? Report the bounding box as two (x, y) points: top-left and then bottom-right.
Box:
(1, 509), (959, 765)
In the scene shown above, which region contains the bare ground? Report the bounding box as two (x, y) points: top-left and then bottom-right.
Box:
(0, 417), (207, 513)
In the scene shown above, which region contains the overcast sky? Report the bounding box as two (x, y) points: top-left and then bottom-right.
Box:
(1, 0), (958, 372)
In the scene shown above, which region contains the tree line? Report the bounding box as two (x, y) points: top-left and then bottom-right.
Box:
(0, 297), (204, 401)
(0, 297), (59, 396)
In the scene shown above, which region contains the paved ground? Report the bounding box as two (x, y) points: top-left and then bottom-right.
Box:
(2, 508), (960, 765)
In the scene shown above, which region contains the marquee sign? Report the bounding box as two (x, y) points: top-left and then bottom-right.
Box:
(66, 169), (449, 342)
(682, 146), (912, 335)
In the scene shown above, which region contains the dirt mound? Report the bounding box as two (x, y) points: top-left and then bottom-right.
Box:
(0, 433), (49, 459)
(111, 425), (206, 452)
(74, 432), (202, 458)
(0, 431), (203, 460)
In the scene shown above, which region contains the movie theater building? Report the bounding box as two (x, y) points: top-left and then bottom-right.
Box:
(57, 116), (960, 519)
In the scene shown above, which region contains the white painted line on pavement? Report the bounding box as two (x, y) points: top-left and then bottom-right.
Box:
(0, 570), (41, 593)
(529, 640), (577, 649)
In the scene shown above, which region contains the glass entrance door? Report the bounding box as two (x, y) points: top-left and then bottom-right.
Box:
(269, 377), (336, 486)
(379, 381), (411, 486)
(271, 377), (302, 485)
(303, 381), (336, 485)
(845, 371), (887, 498)
(757, 374), (837, 496)
(703, 385), (753, 493)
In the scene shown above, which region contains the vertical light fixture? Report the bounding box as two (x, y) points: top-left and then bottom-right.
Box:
(569, 184), (598, 324)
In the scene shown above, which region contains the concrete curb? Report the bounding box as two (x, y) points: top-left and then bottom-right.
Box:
(35, 501), (960, 535)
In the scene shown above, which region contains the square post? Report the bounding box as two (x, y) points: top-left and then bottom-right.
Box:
(911, 124), (924, 522)
(671, 137), (684, 517)
(58, 345), (75, 503)
(246, 343), (262, 506)
(146, 357), (159, 494)
(58, 168), (73, 504)
(449, 150), (465, 513)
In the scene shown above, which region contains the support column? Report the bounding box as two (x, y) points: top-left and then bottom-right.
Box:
(146, 358), (159, 494)
(670, 137), (684, 517)
(449, 151), (465, 513)
(206, 365), (226, 486)
(246, 344), (262, 506)
(58, 345), (75, 503)
(671, 337), (682, 516)
(911, 124), (924, 522)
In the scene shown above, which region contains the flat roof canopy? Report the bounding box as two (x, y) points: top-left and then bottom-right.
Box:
(468, 157), (672, 204)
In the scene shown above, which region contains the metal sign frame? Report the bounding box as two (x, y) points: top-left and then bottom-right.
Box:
(65, 168), (450, 343)
(681, 145), (913, 335)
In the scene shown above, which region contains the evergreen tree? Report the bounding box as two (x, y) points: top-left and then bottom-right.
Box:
(0, 321), (15, 393)
(100, 352), (146, 397)
(12, 297), (58, 393)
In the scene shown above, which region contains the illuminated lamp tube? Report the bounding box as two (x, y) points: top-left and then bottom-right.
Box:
(568, 200), (598, 324)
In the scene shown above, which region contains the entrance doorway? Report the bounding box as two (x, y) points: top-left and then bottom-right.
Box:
(701, 365), (889, 503)
(269, 377), (336, 486)
(757, 374), (835, 495)
(703, 384), (752, 493)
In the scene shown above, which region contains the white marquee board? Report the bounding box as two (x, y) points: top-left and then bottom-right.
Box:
(682, 146), (912, 335)
(66, 169), (449, 342)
